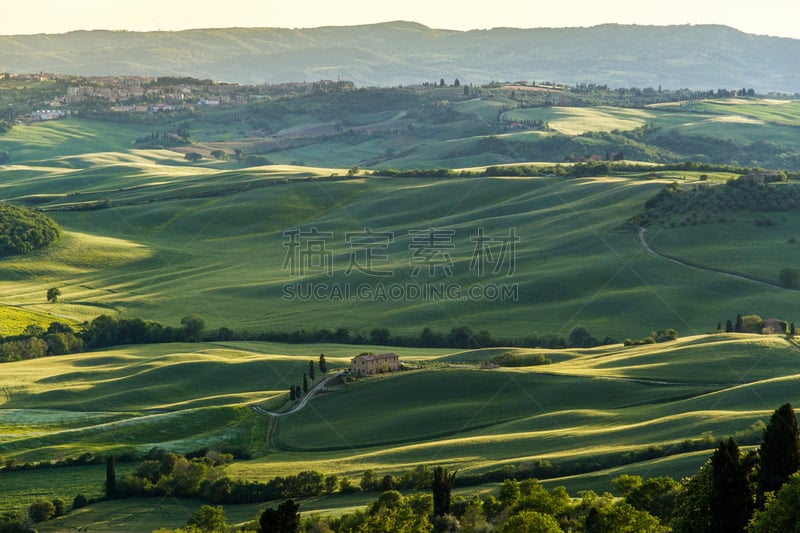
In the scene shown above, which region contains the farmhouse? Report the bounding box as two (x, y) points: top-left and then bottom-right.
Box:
(350, 353), (399, 376)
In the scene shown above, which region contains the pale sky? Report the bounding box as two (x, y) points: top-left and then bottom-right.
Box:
(2, 0), (799, 40)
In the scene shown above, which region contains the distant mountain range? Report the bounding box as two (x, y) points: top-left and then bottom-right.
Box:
(2, 22), (799, 92)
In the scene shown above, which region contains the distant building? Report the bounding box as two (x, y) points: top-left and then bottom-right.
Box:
(350, 353), (399, 376)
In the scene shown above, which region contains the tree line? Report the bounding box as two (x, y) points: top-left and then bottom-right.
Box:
(4, 403), (797, 531)
(1, 312), (681, 364)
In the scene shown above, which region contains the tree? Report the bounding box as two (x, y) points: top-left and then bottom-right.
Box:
(673, 460), (713, 533)
(290, 386), (296, 401)
(500, 510), (562, 532)
(180, 314), (205, 341)
(309, 360), (315, 380)
(325, 474), (338, 493)
(72, 493), (88, 509)
(259, 499), (300, 533)
(432, 466), (456, 517)
(779, 267), (800, 289)
(188, 504), (227, 532)
(303, 374), (309, 393)
(726, 319), (734, 333)
(369, 327), (391, 345)
(735, 313), (743, 333)
(27, 499), (56, 523)
(568, 325), (594, 347)
(319, 353), (327, 374)
(750, 472), (800, 532)
(46, 287), (61, 303)
(184, 152), (203, 162)
(209, 149), (227, 160)
(0, 150), (10, 164)
(106, 455), (117, 499)
(454, 78), (460, 87)
(710, 437), (752, 532)
(758, 403), (800, 506)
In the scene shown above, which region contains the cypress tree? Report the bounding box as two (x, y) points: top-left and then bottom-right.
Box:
(303, 374), (308, 394)
(726, 319), (734, 332)
(735, 313), (743, 333)
(319, 353), (327, 374)
(309, 360), (315, 381)
(432, 466), (457, 517)
(105, 456), (116, 499)
(710, 437), (751, 532)
(758, 403), (800, 506)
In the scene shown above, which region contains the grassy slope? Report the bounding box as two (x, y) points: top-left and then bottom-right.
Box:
(4, 334), (798, 525)
(3, 156), (800, 340)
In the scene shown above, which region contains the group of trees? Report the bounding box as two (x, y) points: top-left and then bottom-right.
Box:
(0, 203), (61, 257)
(640, 177), (800, 229)
(288, 356), (327, 400)
(670, 403), (800, 532)
(0, 314), (208, 363)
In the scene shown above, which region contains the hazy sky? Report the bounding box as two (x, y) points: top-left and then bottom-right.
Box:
(2, 0), (799, 39)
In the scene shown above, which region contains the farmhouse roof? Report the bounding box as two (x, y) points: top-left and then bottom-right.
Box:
(352, 352), (398, 362)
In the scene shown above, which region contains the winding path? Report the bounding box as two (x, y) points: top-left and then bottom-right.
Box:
(638, 227), (784, 290)
(252, 371), (345, 418)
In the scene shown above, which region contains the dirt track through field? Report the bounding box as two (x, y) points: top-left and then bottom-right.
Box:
(638, 227), (784, 290)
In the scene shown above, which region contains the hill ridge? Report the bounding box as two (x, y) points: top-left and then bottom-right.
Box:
(1, 23), (798, 91)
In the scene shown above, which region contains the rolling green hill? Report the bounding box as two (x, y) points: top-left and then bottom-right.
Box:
(2, 334), (797, 515)
(1, 81), (800, 530)
(0, 153), (798, 340)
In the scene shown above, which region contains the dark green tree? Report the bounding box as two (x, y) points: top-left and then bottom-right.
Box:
(46, 287), (61, 303)
(369, 327), (391, 345)
(758, 403), (800, 506)
(319, 353), (327, 374)
(726, 319), (734, 332)
(259, 499), (300, 533)
(735, 313), (744, 333)
(309, 360), (315, 380)
(72, 493), (88, 509)
(568, 325), (594, 347)
(180, 314), (205, 341)
(27, 500), (56, 523)
(585, 507), (602, 533)
(303, 374), (308, 393)
(105, 456), (116, 499)
(184, 152), (203, 162)
(289, 386), (296, 401)
(188, 505), (227, 532)
(432, 466), (456, 517)
(710, 437), (752, 532)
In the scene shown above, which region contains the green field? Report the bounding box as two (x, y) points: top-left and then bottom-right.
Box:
(3, 93), (800, 529)
(3, 333), (799, 529)
(1, 157), (799, 340)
